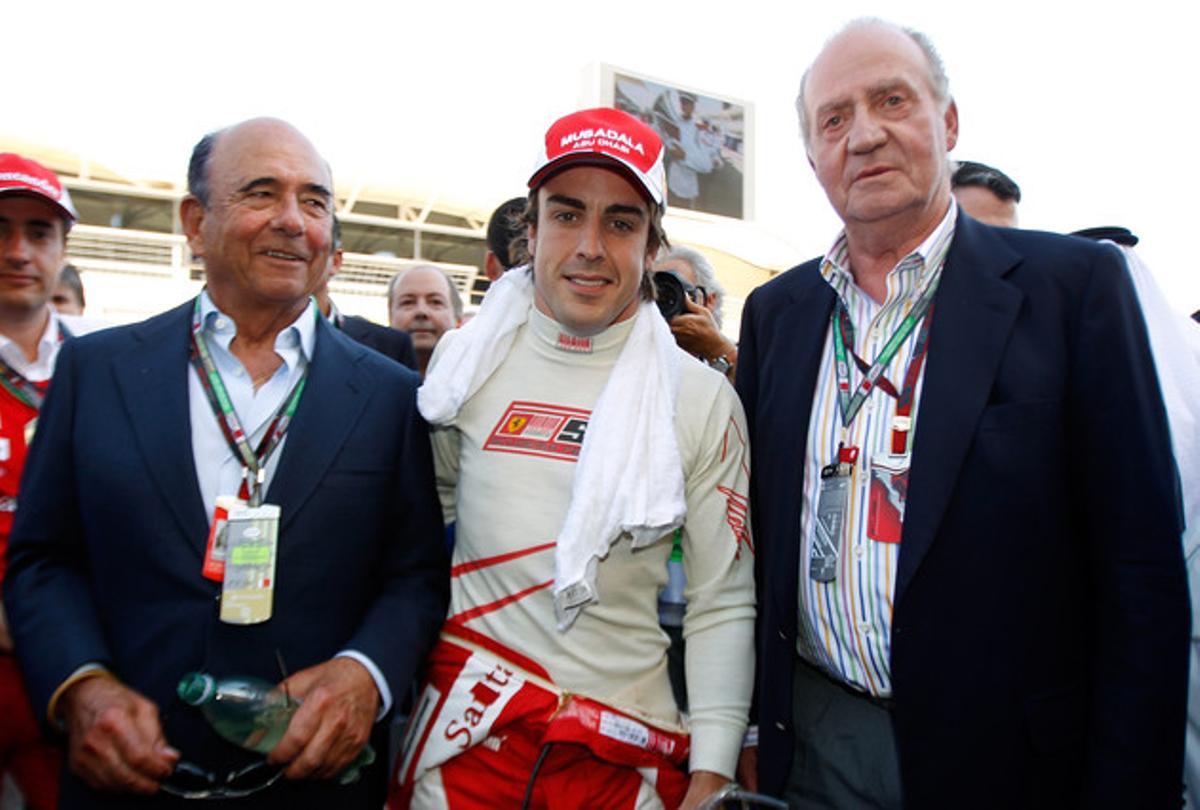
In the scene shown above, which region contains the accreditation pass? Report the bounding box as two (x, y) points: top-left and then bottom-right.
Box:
(219, 503), (280, 625)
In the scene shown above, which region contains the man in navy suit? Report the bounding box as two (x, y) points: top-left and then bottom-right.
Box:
(736, 19), (1189, 808)
(3, 118), (448, 808)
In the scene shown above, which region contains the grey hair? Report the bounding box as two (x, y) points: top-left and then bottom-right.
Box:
(186, 127), (226, 208)
(658, 245), (725, 328)
(796, 18), (951, 151)
(387, 264), (464, 320)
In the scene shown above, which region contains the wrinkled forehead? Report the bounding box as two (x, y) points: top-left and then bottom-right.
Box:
(806, 24), (935, 112)
(210, 122), (332, 191)
(398, 266), (453, 297)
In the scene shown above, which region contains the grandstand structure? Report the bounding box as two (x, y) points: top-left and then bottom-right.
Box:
(1, 140), (778, 334)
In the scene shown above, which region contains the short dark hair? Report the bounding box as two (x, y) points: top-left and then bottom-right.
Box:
(951, 160), (1021, 203)
(57, 263), (85, 309)
(486, 197), (527, 271)
(520, 181), (668, 302)
(187, 129), (223, 208)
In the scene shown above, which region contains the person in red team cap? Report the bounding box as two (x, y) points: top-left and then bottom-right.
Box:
(392, 108), (755, 809)
(0, 153), (100, 809)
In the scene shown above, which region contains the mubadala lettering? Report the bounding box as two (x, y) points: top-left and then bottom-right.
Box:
(560, 128), (645, 156)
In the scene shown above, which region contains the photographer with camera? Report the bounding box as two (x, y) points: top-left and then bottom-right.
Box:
(654, 246), (737, 383)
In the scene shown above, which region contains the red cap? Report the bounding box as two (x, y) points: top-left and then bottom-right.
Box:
(0, 153), (77, 224)
(528, 107), (666, 206)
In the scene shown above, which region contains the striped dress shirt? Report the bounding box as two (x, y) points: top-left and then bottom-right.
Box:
(796, 202), (957, 697)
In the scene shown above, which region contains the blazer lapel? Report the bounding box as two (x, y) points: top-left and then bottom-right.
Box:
(761, 268), (836, 623)
(895, 214), (1024, 603)
(112, 301), (209, 550)
(266, 319), (372, 533)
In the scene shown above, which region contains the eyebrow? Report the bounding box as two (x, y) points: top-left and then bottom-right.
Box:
(604, 203), (646, 220)
(814, 78), (916, 119)
(236, 177), (332, 200)
(867, 79), (914, 98)
(545, 193), (585, 211)
(0, 215), (56, 230)
(545, 194), (645, 220)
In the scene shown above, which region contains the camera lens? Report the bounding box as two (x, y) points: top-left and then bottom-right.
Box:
(654, 272), (689, 320)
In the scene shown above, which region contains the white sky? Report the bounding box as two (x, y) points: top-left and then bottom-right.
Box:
(8, 0), (1198, 311)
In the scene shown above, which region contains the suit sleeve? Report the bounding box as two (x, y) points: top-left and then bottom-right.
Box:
(3, 339), (112, 720)
(1071, 245), (1190, 802)
(733, 290), (763, 735)
(341, 381), (449, 704)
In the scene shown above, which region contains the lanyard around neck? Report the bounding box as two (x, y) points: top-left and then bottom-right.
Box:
(188, 296), (311, 506)
(829, 232), (952, 433)
(0, 320), (72, 410)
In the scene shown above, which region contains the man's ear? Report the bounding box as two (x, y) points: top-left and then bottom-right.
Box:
(484, 251), (504, 281)
(526, 223), (537, 261)
(944, 99), (959, 152)
(180, 196), (206, 259)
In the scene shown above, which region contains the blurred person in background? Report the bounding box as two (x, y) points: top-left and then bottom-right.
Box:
(315, 216), (416, 369)
(0, 152), (98, 810)
(50, 263), (84, 316)
(387, 264), (462, 376)
(950, 159), (1020, 227)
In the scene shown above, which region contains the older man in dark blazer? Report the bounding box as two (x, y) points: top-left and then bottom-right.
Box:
(4, 118), (448, 808)
(737, 19), (1188, 809)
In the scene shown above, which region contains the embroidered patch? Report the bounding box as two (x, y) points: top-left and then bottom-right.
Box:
(484, 401), (590, 461)
(555, 333), (593, 353)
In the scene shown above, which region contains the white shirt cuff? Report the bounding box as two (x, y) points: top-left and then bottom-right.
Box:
(336, 650), (392, 720)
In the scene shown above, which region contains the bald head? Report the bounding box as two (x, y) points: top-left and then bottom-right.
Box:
(180, 117), (335, 316)
(388, 265), (462, 371)
(188, 118), (332, 209)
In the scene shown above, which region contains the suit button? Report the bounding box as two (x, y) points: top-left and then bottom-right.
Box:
(775, 721), (787, 731)
(778, 629), (788, 641)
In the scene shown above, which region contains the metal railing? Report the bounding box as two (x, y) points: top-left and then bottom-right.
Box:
(65, 224), (479, 301)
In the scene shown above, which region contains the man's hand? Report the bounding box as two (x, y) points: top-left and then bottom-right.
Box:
(736, 745), (759, 792)
(680, 769), (731, 810)
(669, 297), (736, 373)
(59, 676), (178, 794)
(268, 657), (379, 780)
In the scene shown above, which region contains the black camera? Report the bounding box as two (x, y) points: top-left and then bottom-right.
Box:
(654, 271), (706, 321)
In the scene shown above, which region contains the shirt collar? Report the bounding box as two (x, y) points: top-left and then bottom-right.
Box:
(36, 306), (64, 356)
(528, 302), (637, 356)
(0, 306), (63, 358)
(198, 289), (317, 363)
(820, 199), (958, 294)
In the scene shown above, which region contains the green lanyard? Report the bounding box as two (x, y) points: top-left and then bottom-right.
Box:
(0, 321), (71, 410)
(189, 296), (312, 506)
(829, 235), (952, 434)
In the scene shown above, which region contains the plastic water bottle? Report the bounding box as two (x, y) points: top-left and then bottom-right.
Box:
(177, 672), (375, 784)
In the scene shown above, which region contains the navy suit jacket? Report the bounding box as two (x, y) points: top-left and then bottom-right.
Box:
(737, 213), (1189, 808)
(338, 313), (417, 370)
(4, 299), (449, 808)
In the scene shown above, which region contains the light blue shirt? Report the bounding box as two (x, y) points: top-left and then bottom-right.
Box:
(188, 290), (391, 715)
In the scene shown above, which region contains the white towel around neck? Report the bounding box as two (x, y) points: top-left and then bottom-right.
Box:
(418, 266), (686, 629)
